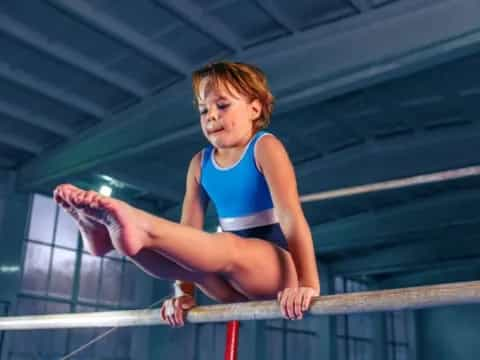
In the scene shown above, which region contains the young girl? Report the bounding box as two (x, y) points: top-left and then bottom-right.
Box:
(54, 61), (320, 327)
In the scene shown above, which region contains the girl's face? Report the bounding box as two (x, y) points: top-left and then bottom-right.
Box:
(197, 77), (261, 149)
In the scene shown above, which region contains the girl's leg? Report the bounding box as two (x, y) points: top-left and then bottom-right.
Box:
(77, 195), (298, 300)
(129, 249), (248, 302)
(54, 185), (247, 302)
(76, 228), (248, 302)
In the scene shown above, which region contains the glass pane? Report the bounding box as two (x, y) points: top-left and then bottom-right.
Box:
(10, 329), (40, 356)
(14, 300), (70, 358)
(95, 326), (116, 357)
(69, 305), (98, 357)
(78, 254), (101, 302)
(394, 311), (407, 343)
(115, 327), (132, 357)
(396, 345), (408, 360)
(337, 337), (347, 360)
(16, 297), (46, 315)
(45, 298), (70, 313)
(0, 302), (7, 314)
(264, 329), (284, 360)
(28, 194), (56, 243)
(348, 314), (373, 339)
(42, 302), (70, 356)
(48, 248), (76, 298)
(348, 339), (355, 359)
(355, 341), (365, 360)
(386, 313), (393, 342)
(96, 326), (132, 358)
(286, 332), (312, 359)
(121, 262), (137, 306)
(11, 298), (47, 357)
(387, 344), (395, 360)
(21, 242), (51, 294)
(265, 318), (284, 327)
(336, 315), (346, 335)
(54, 208), (79, 249)
(334, 276), (344, 293)
(0, 301), (7, 352)
(98, 258), (122, 305)
(356, 341), (373, 360)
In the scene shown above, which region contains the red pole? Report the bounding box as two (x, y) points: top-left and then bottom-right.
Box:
(224, 320), (240, 360)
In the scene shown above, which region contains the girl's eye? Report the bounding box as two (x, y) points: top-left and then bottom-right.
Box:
(199, 109), (207, 115)
(217, 103), (230, 110)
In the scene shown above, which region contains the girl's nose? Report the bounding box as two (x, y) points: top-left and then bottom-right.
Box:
(207, 107), (218, 121)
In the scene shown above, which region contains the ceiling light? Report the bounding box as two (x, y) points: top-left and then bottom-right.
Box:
(99, 185), (112, 197)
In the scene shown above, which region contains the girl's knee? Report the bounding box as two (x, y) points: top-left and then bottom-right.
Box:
(194, 273), (248, 303)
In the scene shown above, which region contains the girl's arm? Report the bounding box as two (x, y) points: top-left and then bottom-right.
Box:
(256, 135), (320, 292)
(174, 151), (210, 298)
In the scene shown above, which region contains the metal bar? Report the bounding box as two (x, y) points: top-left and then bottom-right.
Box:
(1, 280), (480, 330)
(224, 320), (239, 360)
(300, 165), (480, 203)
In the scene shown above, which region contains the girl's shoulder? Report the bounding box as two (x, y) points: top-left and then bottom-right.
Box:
(254, 131), (284, 156)
(254, 131), (287, 172)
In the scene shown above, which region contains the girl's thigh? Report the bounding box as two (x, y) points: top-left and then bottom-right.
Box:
(222, 233), (298, 300)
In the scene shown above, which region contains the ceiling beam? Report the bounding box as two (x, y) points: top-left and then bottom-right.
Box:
(311, 188), (480, 253)
(17, 0), (480, 191)
(0, 157), (16, 169)
(46, 0), (191, 75)
(254, 0), (297, 33)
(0, 99), (74, 138)
(331, 233), (480, 276)
(296, 121), (480, 195)
(0, 133), (43, 154)
(18, 120), (201, 192)
(316, 217), (480, 257)
(301, 165), (480, 203)
(152, 158), (480, 217)
(158, 0), (243, 52)
(377, 260), (480, 289)
(349, 0), (372, 13)
(258, 0), (480, 113)
(0, 13), (147, 97)
(0, 60), (106, 118)
(100, 167), (181, 203)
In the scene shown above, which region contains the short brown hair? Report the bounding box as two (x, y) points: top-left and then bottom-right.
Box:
(192, 61), (275, 130)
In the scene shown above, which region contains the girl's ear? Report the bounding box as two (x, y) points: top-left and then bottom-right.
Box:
(249, 99), (262, 121)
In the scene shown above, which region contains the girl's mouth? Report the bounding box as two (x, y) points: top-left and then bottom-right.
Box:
(207, 127), (224, 135)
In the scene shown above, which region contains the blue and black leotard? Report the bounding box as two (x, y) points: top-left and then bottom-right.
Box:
(200, 131), (289, 251)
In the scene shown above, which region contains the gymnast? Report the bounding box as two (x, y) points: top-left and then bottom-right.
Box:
(54, 61), (320, 327)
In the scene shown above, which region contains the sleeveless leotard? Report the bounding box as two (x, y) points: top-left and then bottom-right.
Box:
(200, 131), (289, 250)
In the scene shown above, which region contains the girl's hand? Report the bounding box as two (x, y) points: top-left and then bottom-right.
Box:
(160, 295), (196, 327)
(277, 287), (319, 320)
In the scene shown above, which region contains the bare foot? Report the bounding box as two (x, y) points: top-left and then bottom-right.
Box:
(55, 184), (148, 256)
(54, 184), (113, 256)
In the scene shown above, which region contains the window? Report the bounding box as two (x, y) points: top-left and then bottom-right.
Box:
(335, 276), (374, 360)
(0, 301), (8, 354)
(334, 276), (413, 360)
(386, 311), (410, 360)
(264, 318), (318, 360)
(7, 194), (152, 360)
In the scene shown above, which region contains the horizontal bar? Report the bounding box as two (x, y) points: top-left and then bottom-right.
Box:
(300, 165), (480, 202)
(1, 280), (480, 330)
